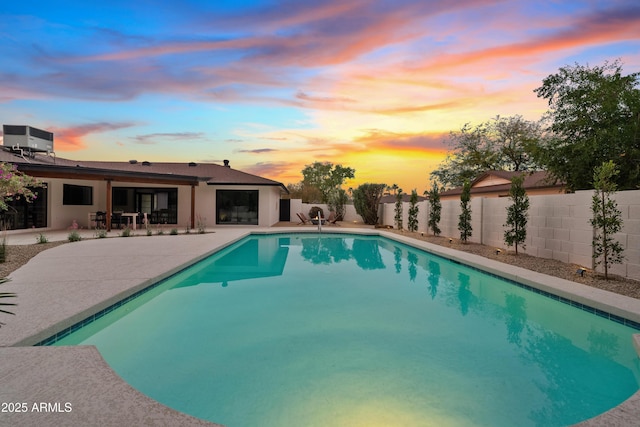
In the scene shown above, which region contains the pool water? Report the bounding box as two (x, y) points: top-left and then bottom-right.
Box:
(54, 233), (640, 426)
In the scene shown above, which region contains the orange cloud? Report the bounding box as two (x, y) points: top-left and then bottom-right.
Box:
(52, 122), (136, 151)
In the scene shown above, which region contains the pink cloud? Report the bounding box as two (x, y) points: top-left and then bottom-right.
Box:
(51, 122), (136, 151)
(411, 5), (640, 74)
(354, 129), (449, 152)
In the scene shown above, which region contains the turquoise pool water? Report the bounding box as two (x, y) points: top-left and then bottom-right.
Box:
(54, 233), (640, 426)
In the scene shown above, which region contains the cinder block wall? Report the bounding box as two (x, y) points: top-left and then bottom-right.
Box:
(381, 189), (640, 282)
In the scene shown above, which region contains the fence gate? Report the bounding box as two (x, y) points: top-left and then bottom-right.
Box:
(279, 199), (291, 222)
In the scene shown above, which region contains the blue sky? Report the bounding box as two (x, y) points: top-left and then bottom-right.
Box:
(1, 0), (639, 191)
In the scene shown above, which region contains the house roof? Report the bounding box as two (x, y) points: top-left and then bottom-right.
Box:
(440, 170), (563, 197)
(0, 148), (287, 191)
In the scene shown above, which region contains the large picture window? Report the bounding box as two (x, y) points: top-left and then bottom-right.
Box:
(63, 184), (93, 205)
(216, 190), (258, 225)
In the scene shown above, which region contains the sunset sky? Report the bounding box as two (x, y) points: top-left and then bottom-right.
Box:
(1, 1), (639, 192)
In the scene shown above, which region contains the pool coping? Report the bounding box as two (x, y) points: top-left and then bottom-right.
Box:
(1, 226), (639, 426)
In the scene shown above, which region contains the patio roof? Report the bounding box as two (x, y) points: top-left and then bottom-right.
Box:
(0, 148), (287, 191)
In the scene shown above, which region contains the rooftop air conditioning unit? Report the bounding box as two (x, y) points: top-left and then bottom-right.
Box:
(3, 125), (54, 153)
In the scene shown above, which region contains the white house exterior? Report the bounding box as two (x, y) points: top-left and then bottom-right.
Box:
(0, 149), (287, 231)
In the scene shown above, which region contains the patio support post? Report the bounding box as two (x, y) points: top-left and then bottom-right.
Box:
(190, 184), (196, 230)
(106, 179), (112, 231)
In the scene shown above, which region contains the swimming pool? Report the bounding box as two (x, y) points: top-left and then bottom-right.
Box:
(52, 233), (640, 426)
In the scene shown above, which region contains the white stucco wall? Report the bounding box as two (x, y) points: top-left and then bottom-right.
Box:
(40, 178), (282, 230)
(379, 189), (640, 282)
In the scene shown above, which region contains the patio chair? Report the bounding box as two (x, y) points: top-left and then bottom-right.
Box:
(95, 211), (107, 229)
(297, 212), (310, 225)
(111, 211), (123, 229)
(327, 211), (340, 226)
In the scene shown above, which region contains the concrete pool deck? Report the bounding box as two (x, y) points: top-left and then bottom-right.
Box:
(0, 226), (639, 426)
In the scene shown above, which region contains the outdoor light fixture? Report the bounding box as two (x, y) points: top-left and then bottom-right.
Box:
(449, 238), (453, 243)
(495, 249), (502, 255)
(576, 267), (587, 277)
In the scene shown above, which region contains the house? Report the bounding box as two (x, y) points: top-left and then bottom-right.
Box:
(0, 147), (287, 231)
(439, 171), (565, 200)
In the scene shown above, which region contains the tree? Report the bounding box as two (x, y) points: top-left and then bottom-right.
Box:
(534, 60), (640, 191)
(386, 183), (399, 195)
(458, 180), (472, 242)
(426, 182), (441, 236)
(407, 190), (419, 232)
(430, 116), (543, 189)
(394, 189), (403, 230)
(285, 182), (323, 203)
(504, 174), (529, 254)
(301, 161), (355, 203)
(352, 183), (386, 225)
(327, 188), (348, 221)
(590, 161), (625, 280)
(0, 163), (43, 212)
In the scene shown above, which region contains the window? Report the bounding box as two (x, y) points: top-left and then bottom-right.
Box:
(216, 190), (258, 225)
(0, 187), (47, 229)
(63, 184), (93, 205)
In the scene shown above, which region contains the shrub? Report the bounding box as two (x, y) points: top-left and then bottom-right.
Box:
(120, 227), (132, 237)
(68, 231), (82, 242)
(95, 229), (108, 239)
(408, 190), (419, 232)
(504, 174), (529, 254)
(36, 233), (49, 244)
(427, 182), (441, 236)
(394, 190), (403, 230)
(196, 215), (207, 234)
(458, 180), (472, 242)
(327, 188), (348, 221)
(170, 228), (178, 235)
(353, 183), (386, 225)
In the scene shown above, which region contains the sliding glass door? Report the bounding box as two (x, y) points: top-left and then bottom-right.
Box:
(216, 190), (258, 225)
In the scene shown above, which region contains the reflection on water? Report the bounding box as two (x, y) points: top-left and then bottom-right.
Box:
(427, 259), (440, 299)
(300, 235), (351, 265)
(588, 328), (620, 358)
(300, 236), (386, 270)
(54, 233), (640, 427)
(505, 293), (527, 345)
(173, 237), (290, 287)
